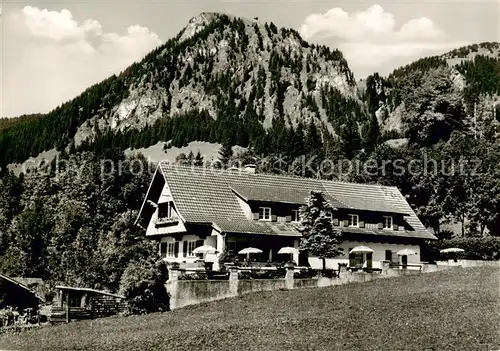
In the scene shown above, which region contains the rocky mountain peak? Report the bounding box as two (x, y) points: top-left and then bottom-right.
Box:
(73, 13), (361, 148)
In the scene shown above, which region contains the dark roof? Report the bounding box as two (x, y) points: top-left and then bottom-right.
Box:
(0, 274), (44, 302)
(230, 184), (345, 208)
(214, 220), (301, 237)
(55, 286), (125, 299)
(156, 164), (436, 240)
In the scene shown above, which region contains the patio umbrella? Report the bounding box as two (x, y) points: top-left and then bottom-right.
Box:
(278, 247), (298, 255)
(440, 248), (465, 254)
(192, 245), (218, 255)
(397, 249), (417, 256)
(238, 247), (263, 261)
(349, 246), (374, 254)
(238, 247), (263, 255)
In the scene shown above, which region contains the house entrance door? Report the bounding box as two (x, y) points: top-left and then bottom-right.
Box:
(366, 253), (373, 269)
(401, 255), (408, 269)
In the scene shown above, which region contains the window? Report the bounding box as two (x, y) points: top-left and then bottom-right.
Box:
(383, 216), (393, 229)
(158, 202), (173, 219)
(167, 242), (177, 258)
(348, 214), (359, 227)
(259, 207), (272, 221)
(385, 250), (392, 261)
(292, 209), (300, 222)
(186, 241), (197, 257)
(325, 212), (333, 221)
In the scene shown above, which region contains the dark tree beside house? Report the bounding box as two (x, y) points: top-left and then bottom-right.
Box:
(298, 191), (343, 272)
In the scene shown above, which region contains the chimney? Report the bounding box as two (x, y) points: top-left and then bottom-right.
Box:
(244, 164), (256, 174)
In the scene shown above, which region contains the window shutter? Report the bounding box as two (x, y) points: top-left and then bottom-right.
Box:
(343, 219), (349, 227)
(271, 214), (277, 222)
(359, 221), (365, 228)
(332, 218), (339, 226)
(393, 224), (398, 231)
(182, 241), (188, 257)
(253, 212), (259, 220)
(160, 243), (167, 257)
(378, 222), (383, 230)
(196, 240), (204, 248)
(174, 242), (180, 258)
(285, 215), (292, 222)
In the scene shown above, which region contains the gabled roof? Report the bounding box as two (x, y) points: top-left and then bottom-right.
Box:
(0, 274), (44, 302)
(152, 163), (435, 240)
(214, 220), (302, 237)
(55, 286), (126, 299)
(230, 184), (345, 208)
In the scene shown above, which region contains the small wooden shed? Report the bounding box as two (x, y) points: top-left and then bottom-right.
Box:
(0, 274), (44, 311)
(51, 286), (128, 323)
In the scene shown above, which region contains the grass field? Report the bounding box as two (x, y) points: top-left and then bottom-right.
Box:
(1, 267), (499, 351)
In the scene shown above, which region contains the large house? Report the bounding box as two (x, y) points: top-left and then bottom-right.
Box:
(136, 163), (437, 270)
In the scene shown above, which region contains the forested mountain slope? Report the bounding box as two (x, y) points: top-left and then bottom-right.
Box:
(363, 42), (500, 142)
(0, 12), (373, 167)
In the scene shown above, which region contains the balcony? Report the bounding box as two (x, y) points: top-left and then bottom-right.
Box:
(155, 216), (179, 227)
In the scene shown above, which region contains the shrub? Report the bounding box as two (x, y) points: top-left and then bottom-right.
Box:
(250, 268), (286, 279)
(424, 237), (500, 261)
(238, 271), (253, 280)
(178, 272), (207, 280)
(293, 268), (337, 279)
(119, 259), (170, 314)
(294, 268), (316, 279)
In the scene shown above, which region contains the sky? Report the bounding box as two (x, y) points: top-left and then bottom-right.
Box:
(1, 0), (498, 117)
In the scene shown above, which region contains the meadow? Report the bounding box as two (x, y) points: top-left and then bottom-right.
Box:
(1, 266), (498, 351)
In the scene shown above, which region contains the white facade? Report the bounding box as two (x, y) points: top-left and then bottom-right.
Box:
(308, 240), (421, 270)
(158, 232), (422, 271)
(159, 229), (224, 270)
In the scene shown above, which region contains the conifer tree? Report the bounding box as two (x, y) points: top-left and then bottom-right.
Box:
(194, 151), (204, 167)
(299, 191), (343, 272)
(218, 142), (233, 168)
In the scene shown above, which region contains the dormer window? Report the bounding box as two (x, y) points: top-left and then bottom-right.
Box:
(158, 202), (173, 219)
(348, 214), (359, 227)
(383, 216), (393, 230)
(259, 207), (272, 221)
(292, 209), (300, 222)
(155, 202), (179, 227)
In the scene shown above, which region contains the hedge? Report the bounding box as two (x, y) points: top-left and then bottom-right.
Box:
(424, 237), (500, 261)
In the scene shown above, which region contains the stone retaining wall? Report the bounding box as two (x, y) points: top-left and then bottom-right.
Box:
(166, 260), (497, 310)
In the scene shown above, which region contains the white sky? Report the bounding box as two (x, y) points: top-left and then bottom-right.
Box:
(1, 0), (499, 117)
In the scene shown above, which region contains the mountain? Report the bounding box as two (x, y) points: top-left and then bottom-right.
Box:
(2, 13), (498, 168)
(363, 42), (500, 144)
(0, 12), (373, 167)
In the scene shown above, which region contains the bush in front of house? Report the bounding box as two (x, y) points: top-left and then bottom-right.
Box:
(178, 272), (208, 280)
(236, 268), (287, 280)
(119, 258), (170, 314)
(293, 268), (337, 279)
(424, 237), (500, 261)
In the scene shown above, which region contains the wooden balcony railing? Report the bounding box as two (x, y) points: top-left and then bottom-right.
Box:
(155, 216), (179, 227)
